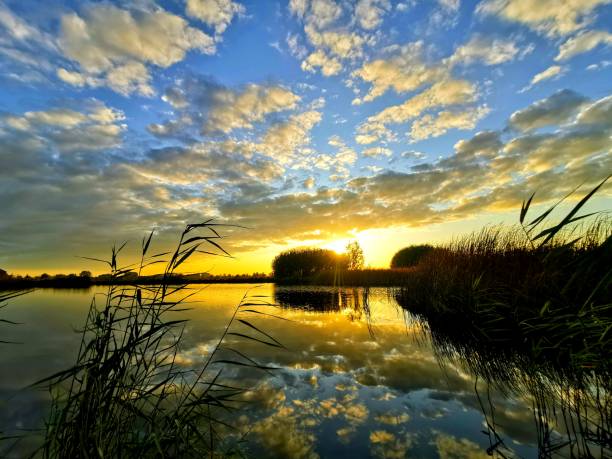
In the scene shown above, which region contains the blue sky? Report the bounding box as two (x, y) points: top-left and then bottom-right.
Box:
(0, 0), (611, 274)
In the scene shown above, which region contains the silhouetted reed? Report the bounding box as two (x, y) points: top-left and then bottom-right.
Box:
(35, 221), (283, 458)
(395, 177), (611, 457)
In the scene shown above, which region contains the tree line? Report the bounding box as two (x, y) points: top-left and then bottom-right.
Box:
(272, 242), (434, 279)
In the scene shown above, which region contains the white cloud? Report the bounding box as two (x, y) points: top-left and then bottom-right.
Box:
(258, 110), (323, 163)
(555, 30), (612, 61)
(396, 2), (415, 12)
(205, 84), (300, 134)
(477, 0), (610, 36)
(362, 146), (392, 157)
(448, 35), (520, 65)
(352, 41), (448, 102)
(304, 24), (365, 59)
(290, 0), (343, 29)
(301, 49), (342, 76)
(58, 4), (216, 96)
(186, 0), (245, 35)
(409, 105), (490, 141)
(287, 33), (308, 59)
(355, 0), (391, 30)
(438, 0), (461, 11)
(519, 65), (564, 92)
(586, 59), (611, 71)
(0, 3), (50, 44)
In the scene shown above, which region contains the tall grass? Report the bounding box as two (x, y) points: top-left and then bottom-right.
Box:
(396, 178), (611, 375)
(37, 221), (282, 458)
(395, 177), (611, 457)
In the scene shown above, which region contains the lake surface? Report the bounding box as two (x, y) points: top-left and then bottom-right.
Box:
(0, 285), (604, 458)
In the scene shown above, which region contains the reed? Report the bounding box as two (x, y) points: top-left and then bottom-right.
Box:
(394, 177), (612, 456)
(36, 221), (283, 458)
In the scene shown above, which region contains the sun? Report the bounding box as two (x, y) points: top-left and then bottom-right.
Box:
(323, 238), (351, 254)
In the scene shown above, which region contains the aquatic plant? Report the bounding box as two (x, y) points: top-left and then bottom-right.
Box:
(395, 176), (612, 457)
(37, 221), (283, 458)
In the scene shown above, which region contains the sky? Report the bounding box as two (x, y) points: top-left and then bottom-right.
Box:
(0, 0), (611, 275)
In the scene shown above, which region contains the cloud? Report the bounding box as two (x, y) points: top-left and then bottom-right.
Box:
(519, 65), (564, 92)
(289, 0), (343, 29)
(258, 110), (323, 163)
(363, 147), (392, 157)
(57, 4), (216, 96)
(217, 91), (611, 248)
(301, 49), (342, 75)
(205, 84), (301, 134)
(289, 2), (374, 77)
(453, 130), (502, 160)
(555, 29), (612, 61)
(0, 4), (58, 80)
(352, 41), (448, 102)
(304, 24), (365, 59)
(409, 105), (490, 141)
(287, 33), (309, 59)
(448, 35), (521, 66)
(429, 0), (462, 28)
(476, 0), (609, 36)
(150, 76), (301, 137)
(355, 0), (391, 30)
(185, 0), (245, 35)
(0, 3), (55, 47)
(586, 59), (611, 71)
(129, 142), (284, 186)
(357, 79), (477, 143)
(0, 100), (125, 154)
(509, 89), (589, 131)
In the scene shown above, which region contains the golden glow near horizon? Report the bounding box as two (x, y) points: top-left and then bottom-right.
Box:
(0, 1), (611, 276)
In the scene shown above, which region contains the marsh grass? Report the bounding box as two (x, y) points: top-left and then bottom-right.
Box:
(0, 290), (30, 344)
(396, 178), (611, 373)
(36, 221), (284, 458)
(395, 177), (612, 457)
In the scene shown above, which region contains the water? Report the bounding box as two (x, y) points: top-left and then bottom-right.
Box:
(0, 285), (606, 458)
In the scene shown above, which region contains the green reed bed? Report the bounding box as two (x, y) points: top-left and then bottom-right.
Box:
(33, 222), (283, 458)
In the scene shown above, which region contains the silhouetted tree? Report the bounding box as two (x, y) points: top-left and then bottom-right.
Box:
(272, 248), (348, 278)
(345, 241), (364, 270)
(79, 270), (92, 278)
(390, 245), (434, 268)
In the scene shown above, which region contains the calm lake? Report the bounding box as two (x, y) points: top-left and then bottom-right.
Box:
(0, 284), (604, 458)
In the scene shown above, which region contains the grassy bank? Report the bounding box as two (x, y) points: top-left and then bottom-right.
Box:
(393, 179), (612, 378)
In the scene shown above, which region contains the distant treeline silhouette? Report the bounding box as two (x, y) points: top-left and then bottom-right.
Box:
(390, 245), (434, 268)
(0, 270), (272, 289)
(272, 248), (348, 279)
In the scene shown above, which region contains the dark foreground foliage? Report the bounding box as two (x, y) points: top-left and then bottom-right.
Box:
(395, 178), (612, 457)
(33, 222), (282, 458)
